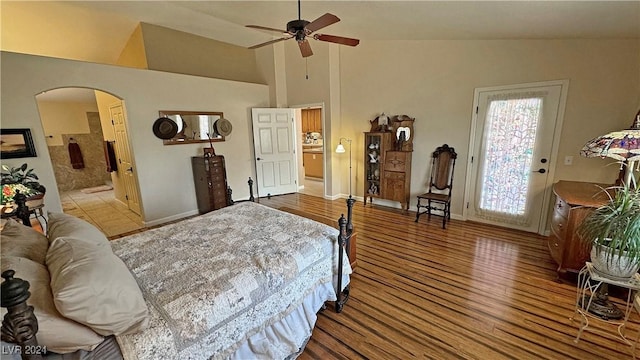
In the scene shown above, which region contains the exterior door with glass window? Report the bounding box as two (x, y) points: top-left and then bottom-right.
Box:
(465, 82), (566, 233)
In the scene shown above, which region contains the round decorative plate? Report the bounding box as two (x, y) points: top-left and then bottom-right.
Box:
(214, 118), (233, 137)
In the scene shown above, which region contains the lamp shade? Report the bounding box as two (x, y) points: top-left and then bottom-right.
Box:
(336, 144), (346, 153)
(580, 113), (640, 162)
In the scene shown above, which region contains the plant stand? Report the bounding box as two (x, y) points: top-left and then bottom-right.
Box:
(571, 262), (640, 357)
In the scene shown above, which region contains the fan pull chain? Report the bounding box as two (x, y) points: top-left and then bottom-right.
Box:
(305, 58), (309, 79)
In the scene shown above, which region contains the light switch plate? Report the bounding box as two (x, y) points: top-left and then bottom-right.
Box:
(564, 156), (573, 165)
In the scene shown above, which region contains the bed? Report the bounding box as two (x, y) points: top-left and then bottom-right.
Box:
(0, 188), (354, 360)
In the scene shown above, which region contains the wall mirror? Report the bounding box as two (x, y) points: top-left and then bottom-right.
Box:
(159, 110), (226, 145)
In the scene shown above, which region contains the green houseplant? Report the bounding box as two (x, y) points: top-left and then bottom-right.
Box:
(1, 163), (46, 205)
(578, 180), (640, 279)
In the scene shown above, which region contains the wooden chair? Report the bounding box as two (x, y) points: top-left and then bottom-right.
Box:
(415, 144), (457, 229)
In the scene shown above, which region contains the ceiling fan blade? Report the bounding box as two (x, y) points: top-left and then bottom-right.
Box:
(248, 36), (292, 50)
(305, 13), (340, 33)
(298, 39), (313, 58)
(314, 34), (360, 47)
(246, 25), (288, 34)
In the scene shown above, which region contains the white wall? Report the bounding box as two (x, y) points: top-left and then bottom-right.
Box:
(1, 51), (269, 224)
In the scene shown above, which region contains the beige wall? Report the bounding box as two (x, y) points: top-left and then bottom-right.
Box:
(37, 100), (98, 146)
(36, 100), (111, 191)
(284, 40), (341, 196)
(1, 51), (270, 225)
(284, 39), (640, 216)
(139, 23), (264, 84)
(0, 1), (135, 64)
(116, 24), (148, 69)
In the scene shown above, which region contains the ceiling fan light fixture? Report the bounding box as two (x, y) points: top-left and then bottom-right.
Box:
(245, 1), (359, 57)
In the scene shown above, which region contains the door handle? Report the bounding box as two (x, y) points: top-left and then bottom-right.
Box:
(256, 157), (262, 161)
(534, 168), (546, 174)
(126, 167), (133, 172)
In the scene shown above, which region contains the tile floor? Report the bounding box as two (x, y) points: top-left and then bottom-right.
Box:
(60, 189), (144, 238)
(299, 178), (324, 198)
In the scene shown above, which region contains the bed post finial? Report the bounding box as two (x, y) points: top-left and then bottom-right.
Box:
(248, 177), (255, 202)
(1, 270), (43, 360)
(346, 196), (355, 233)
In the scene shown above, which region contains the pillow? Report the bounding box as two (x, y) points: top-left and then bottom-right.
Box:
(46, 212), (109, 246)
(46, 237), (149, 336)
(0, 256), (104, 353)
(0, 219), (48, 264)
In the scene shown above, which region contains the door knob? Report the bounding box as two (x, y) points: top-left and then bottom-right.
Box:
(540, 158), (548, 163)
(126, 167), (133, 172)
(534, 168), (546, 173)
(256, 157), (262, 161)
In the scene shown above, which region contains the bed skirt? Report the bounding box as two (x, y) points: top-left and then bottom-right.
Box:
(117, 276), (348, 360)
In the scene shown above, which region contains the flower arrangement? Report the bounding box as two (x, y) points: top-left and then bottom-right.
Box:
(1, 183), (41, 204)
(1, 163), (45, 205)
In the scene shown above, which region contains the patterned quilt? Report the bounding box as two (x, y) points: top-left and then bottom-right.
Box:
(111, 202), (350, 359)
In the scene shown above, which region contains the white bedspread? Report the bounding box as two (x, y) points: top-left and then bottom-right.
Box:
(110, 202), (351, 360)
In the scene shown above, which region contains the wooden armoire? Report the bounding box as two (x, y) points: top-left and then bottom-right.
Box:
(364, 115), (415, 210)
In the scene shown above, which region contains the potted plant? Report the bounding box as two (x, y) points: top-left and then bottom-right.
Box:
(578, 179), (640, 279)
(1, 163), (46, 205)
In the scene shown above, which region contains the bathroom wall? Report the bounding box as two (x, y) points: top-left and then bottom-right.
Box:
(43, 110), (111, 192)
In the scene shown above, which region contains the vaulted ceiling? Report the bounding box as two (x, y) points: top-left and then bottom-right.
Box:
(2, 1), (639, 65)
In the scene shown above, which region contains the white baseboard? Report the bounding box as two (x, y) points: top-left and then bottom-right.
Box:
(144, 209), (199, 227)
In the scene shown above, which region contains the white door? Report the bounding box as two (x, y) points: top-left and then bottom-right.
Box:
(465, 81), (568, 233)
(110, 101), (142, 215)
(251, 108), (298, 197)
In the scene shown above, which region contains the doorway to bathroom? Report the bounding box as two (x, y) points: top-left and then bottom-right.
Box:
(35, 87), (144, 237)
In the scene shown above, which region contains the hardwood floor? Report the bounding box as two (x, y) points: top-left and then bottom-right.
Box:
(259, 193), (639, 360)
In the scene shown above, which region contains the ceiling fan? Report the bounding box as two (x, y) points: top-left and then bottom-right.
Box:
(246, 0), (360, 58)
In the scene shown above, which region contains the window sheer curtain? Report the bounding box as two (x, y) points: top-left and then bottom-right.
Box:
(474, 91), (547, 226)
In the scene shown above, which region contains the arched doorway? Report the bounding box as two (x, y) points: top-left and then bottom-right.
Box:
(35, 87), (144, 237)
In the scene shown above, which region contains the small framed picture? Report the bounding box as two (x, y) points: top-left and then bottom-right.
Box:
(0, 129), (37, 159)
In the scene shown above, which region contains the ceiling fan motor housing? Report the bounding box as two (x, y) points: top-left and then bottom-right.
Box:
(287, 19), (310, 41)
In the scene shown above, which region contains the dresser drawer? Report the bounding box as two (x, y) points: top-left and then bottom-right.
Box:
(550, 209), (567, 245)
(547, 234), (563, 265)
(554, 196), (570, 220)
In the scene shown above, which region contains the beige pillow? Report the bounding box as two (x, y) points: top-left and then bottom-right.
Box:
(46, 237), (149, 336)
(0, 219), (48, 264)
(0, 256), (104, 353)
(46, 212), (109, 246)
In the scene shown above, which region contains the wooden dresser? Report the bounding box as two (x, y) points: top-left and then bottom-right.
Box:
(550, 181), (610, 277)
(192, 155), (230, 214)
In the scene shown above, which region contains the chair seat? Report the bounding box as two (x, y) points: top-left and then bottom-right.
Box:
(417, 192), (450, 202)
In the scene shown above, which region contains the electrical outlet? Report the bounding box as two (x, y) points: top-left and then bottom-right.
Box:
(564, 156), (573, 165)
